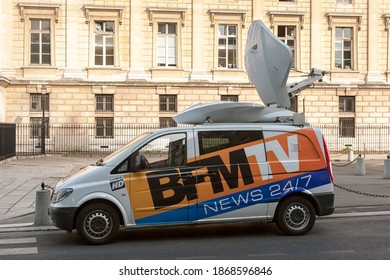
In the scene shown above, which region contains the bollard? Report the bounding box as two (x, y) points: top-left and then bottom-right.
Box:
(345, 144), (353, 162)
(355, 157), (366, 176)
(384, 159), (390, 179)
(34, 182), (52, 226)
(348, 150), (353, 162)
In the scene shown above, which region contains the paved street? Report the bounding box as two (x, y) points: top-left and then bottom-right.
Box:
(1, 215), (390, 260)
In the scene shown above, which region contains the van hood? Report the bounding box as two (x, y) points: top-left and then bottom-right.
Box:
(244, 20), (293, 108)
(55, 165), (99, 188)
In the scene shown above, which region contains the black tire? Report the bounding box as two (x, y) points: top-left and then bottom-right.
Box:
(275, 196), (315, 236)
(76, 203), (120, 245)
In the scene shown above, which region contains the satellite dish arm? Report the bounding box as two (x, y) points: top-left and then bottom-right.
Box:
(287, 68), (327, 98)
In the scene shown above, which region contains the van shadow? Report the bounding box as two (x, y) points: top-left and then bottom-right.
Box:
(116, 222), (282, 243)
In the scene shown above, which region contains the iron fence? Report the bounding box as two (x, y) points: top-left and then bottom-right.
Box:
(15, 124), (159, 156)
(11, 124), (390, 156)
(0, 123), (16, 160)
(314, 124), (390, 155)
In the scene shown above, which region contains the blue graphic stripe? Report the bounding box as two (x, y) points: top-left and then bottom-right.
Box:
(135, 169), (331, 225)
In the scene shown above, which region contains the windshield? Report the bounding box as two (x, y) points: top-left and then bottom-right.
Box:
(99, 132), (151, 165)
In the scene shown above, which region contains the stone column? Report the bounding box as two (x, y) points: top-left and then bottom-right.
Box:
(310, 0), (322, 68)
(189, 0), (212, 81)
(127, 0), (148, 80)
(252, 0), (264, 21)
(366, 0), (383, 83)
(0, 0), (12, 122)
(63, 0), (83, 79)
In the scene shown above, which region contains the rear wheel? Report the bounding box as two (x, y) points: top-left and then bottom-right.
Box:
(275, 196), (315, 235)
(76, 203), (120, 245)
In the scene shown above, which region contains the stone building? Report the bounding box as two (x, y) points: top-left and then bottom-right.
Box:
(1, 0), (390, 145)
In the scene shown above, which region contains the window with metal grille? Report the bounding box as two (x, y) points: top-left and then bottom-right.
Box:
(30, 117), (49, 139)
(96, 95), (114, 112)
(96, 117), (114, 138)
(94, 21), (115, 66)
(339, 96), (355, 112)
(339, 117), (355, 138)
(221, 95), (238, 102)
(157, 23), (177, 67)
(277, 25), (296, 68)
(30, 94), (50, 112)
(159, 95), (177, 112)
(218, 24), (237, 68)
(335, 27), (353, 69)
(30, 19), (51, 65)
(159, 117), (177, 128)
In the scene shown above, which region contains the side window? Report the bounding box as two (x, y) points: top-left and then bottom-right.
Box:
(263, 130), (321, 165)
(198, 130), (263, 155)
(133, 133), (187, 170)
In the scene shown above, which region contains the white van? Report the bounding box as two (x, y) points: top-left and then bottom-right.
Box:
(49, 20), (334, 244)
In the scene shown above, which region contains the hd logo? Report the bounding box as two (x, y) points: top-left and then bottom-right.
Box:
(110, 178), (126, 191)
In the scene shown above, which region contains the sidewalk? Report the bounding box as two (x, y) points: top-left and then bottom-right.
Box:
(0, 153), (389, 230)
(0, 155), (101, 226)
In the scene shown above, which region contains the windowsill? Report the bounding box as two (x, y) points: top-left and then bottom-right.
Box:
(159, 111), (177, 114)
(86, 66), (122, 70)
(330, 69), (360, 73)
(211, 68), (244, 72)
(22, 65), (58, 69)
(150, 67), (184, 71)
(95, 112), (114, 117)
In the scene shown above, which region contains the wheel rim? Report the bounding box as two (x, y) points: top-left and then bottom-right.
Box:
(85, 211), (112, 239)
(285, 203), (310, 230)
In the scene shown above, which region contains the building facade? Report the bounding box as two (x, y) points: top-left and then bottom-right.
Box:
(1, 0), (390, 146)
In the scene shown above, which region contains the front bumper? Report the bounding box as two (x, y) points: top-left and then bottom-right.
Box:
(49, 206), (78, 231)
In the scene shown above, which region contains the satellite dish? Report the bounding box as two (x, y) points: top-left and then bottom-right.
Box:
(245, 20), (292, 108)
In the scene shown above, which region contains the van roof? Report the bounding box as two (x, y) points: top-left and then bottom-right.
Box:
(159, 123), (310, 134)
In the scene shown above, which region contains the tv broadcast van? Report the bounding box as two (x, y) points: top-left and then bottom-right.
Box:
(49, 20), (334, 244)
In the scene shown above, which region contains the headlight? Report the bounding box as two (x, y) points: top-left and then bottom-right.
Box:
(51, 188), (73, 203)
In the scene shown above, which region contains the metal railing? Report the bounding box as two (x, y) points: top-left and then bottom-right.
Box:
(15, 124), (159, 156)
(314, 124), (390, 155)
(0, 123), (16, 160)
(9, 124), (390, 156)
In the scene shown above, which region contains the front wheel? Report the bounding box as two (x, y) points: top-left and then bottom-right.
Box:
(76, 203), (120, 245)
(275, 196), (315, 236)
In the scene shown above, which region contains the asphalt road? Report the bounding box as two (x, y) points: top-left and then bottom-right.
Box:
(1, 214), (389, 260)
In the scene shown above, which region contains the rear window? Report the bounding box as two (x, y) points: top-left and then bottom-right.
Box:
(198, 130), (264, 155)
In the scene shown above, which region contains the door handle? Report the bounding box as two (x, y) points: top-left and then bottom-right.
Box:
(178, 174), (193, 181)
(197, 172), (216, 178)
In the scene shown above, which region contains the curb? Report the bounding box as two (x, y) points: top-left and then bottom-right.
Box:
(0, 223), (58, 233)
